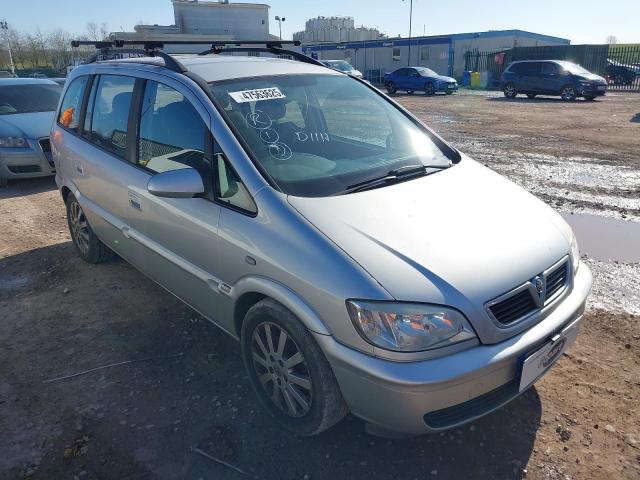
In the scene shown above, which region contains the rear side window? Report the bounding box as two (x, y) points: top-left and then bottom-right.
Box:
(58, 76), (88, 130)
(137, 80), (208, 174)
(85, 75), (135, 159)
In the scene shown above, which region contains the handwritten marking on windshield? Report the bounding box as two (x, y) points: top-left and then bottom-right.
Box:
(268, 142), (292, 161)
(245, 110), (272, 130)
(295, 131), (330, 143)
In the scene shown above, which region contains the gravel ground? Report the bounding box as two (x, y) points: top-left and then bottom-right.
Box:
(1, 90), (639, 480)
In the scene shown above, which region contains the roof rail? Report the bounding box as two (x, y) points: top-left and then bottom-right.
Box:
(197, 41), (323, 67)
(70, 40), (188, 73)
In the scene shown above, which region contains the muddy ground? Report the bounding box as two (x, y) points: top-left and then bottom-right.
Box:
(1, 90), (639, 479)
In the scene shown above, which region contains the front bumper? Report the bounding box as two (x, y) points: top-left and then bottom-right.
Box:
(0, 138), (55, 180)
(316, 262), (592, 436)
(439, 83), (458, 93)
(580, 84), (607, 97)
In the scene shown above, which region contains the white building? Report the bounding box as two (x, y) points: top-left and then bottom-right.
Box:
(111, 0), (276, 53)
(293, 16), (384, 44)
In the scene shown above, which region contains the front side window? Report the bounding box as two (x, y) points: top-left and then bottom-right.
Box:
(137, 80), (207, 174)
(210, 74), (451, 197)
(0, 82), (61, 116)
(85, 75), (135, 159)
(541, 63), (560, 75)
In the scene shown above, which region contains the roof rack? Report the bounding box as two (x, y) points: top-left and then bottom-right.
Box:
(197, 41), (322, 67)
(70, 39), (322, 72)
(71, 40), (189, 73)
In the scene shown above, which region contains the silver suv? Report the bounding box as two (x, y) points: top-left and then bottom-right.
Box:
(52, 41), (591, 437)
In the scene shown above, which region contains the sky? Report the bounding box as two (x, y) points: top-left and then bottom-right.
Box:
(2, 0), (639, 45)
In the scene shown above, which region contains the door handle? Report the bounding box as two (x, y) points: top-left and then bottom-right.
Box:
(128, 191), (141, 211)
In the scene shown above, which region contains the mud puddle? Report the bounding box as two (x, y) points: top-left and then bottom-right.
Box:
(562, 213), (640, 263)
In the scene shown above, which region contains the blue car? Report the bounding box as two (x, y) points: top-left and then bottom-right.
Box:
(384, 67), (458, 95)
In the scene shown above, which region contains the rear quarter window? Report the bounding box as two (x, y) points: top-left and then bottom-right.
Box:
(58, 76), (88, 130)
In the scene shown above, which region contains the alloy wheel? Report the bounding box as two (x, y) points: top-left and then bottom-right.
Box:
(251, 322), (312, 417)
(504, 84), (516, 98)
(561, 86), (576, 101)
(69, 200), (90, 254)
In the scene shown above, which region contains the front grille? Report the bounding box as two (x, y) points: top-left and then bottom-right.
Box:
(8, 165), (41, 174)
(489, 288), (537, 325)
(545, 262), (568, 300)
(39, 138), (53, 166)
(424, 380), (520, 429)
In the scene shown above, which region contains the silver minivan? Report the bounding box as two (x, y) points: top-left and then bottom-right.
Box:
(52, 42), (591, 437)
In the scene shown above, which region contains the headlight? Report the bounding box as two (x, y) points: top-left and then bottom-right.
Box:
(346, 300), (477, 352)
(0, 137), (28, 148)
(569, 233), (580, 275)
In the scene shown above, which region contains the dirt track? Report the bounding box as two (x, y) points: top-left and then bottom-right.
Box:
(1, 91), (639, 479)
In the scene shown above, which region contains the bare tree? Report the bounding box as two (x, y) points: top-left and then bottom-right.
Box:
(85, 21), (109, 42)
(606, 35), (618, 45)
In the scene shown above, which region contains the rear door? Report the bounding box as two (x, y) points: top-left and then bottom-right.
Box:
(521, 62), (542, 92)
(57, 73), (148, 266)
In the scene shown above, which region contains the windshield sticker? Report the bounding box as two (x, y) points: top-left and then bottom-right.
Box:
(245, 110), (272, 130)
(295, 131), (330, 143)
(230, 87), (286, 103)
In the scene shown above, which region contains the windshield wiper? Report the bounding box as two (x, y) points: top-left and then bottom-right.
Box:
(340, 163), (450, 195)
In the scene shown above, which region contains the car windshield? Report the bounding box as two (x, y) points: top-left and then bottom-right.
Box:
(0, 84), (62, 115)
(418, 68), (438, 77)
(558, 62), (591, 75)
(209, 74), (451, 197)
(325, 61), (353, 72)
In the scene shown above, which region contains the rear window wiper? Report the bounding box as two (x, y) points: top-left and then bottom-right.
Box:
(339, 163), (450, 195)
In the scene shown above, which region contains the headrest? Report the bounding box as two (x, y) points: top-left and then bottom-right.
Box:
(257, 99), (286, 121)
(111, 92), (132, 113)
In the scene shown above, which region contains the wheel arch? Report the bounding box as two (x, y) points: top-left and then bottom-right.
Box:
(231, 276), (331, 338)
(60, 185), (72, 203)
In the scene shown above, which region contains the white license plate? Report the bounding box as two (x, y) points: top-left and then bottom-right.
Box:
(447, 85), (455, 89)
(518, 317), (581, 392)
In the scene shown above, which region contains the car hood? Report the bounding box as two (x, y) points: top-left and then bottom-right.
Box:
(431, 74), (456, 83)
(287, 157), (572, 343)
(0, 111), (55, 139)
(577, 73), (607, 84)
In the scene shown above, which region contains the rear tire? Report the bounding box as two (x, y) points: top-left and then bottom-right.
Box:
(241, 299), (348, 436)
(503, 83), (517, 98)
(386, 82), (397, 94)
(560, 85), (577, 101)
(66, 194), (112, 264)
(424, 82), (435, 96)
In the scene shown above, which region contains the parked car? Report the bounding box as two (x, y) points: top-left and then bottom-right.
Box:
(604, 59), (640, 86)
(28, 72), (49, 79)
(501, 60), (607, 101)
(53, 44), (591, 437)
(0, 70), (17, 78)
(0, 78), (62, 186)
(384, 67), (458, 95)
(51, 77), (67, 87)
(320, 59), (363, 78)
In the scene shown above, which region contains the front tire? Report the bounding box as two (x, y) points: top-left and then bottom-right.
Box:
(241, 299), (348, 436)
(386, 82), (397, 94)
(527, 93), (537, 99)
(584, 95), (596, 101)
(560, 85), (577, 101)
(503, 83), (517, 98)
(66, 194), (112, 263)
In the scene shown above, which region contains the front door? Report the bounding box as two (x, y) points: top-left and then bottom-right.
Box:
(539, 62), (565, 94)
(124, 76), (227, 323)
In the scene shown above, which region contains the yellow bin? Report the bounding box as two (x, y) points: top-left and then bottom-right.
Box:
(470, 71), (481, 89)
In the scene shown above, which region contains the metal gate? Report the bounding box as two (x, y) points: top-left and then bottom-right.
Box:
(464, 44), (640, 91)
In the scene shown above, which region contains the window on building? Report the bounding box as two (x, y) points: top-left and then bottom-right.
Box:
(84, 75), (135, 159)
(420, 46), (431, 62)
(392, 48), (401, 61)
(57, 76), (88, 130)
(137, 80), (208, 175)
(247, 51), (260, 57)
